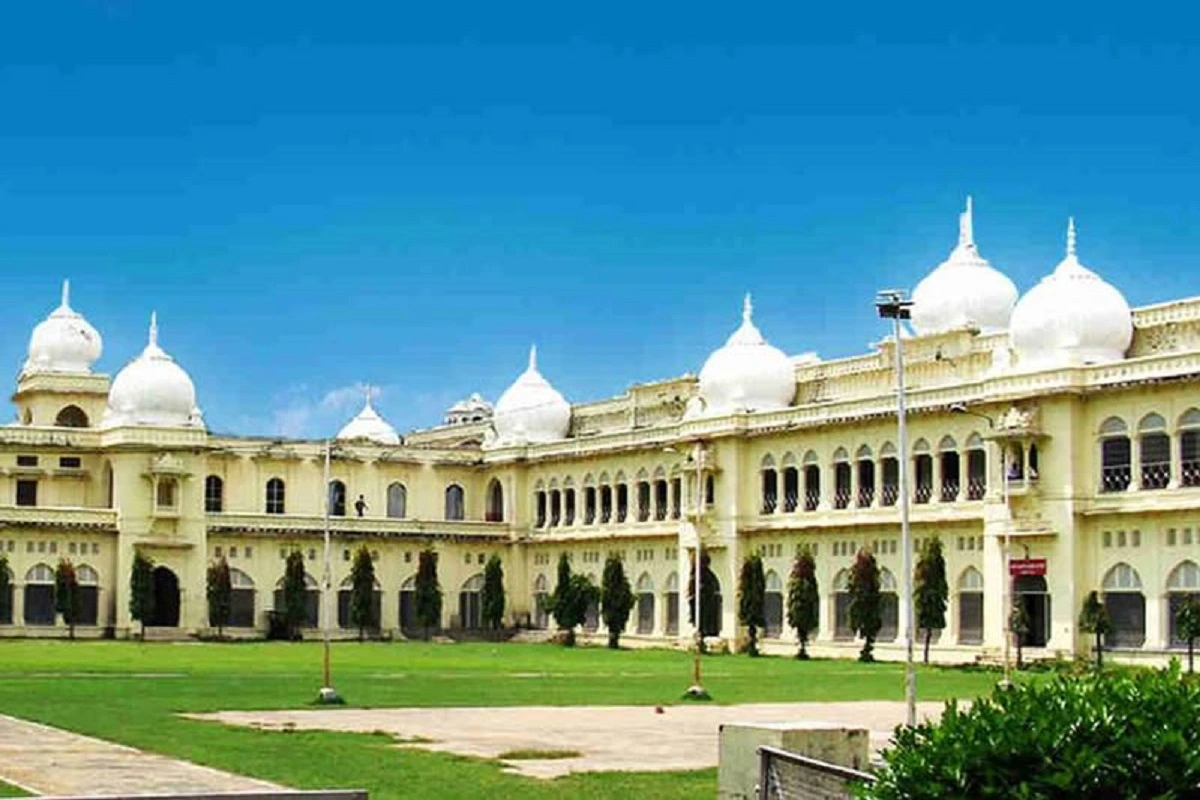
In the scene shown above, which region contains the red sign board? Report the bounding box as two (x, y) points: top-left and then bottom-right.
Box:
(1010, 558), (1047, 577)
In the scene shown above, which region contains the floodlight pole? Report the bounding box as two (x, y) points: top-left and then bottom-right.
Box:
(691, 441), (705, 694)
(319, 438), (338, 702)
(877, 290), (916, 729)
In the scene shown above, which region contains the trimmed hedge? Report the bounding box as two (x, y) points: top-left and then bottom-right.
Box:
(861, 665), (1200, 799)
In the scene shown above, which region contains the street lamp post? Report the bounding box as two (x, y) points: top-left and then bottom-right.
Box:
(950, 403), (1014, 689)
(665, 441), (710, 700)
(876, 290), (916, 728)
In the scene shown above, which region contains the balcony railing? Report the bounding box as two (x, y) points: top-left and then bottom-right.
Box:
(914, 483), (932, 504)
(762, 495), (778, 514)
(881, 484), (898, 506)
(1184, 459), (1200, 488)
(1141, 461), (1171, 490)
(804, 491), (820, 512)
(966, 478), (987, 501)
(207, 512), (508, 539)
(833, 488), (851, 510)
(941, 482), (960, 503)
(1101, 465), (1132, 493)
(0, 505), (118, 530)
(857, 487), (875, 508)
(783, 491), (798, 513)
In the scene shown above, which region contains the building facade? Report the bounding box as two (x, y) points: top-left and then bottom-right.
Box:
(2, 204), (1198, 664)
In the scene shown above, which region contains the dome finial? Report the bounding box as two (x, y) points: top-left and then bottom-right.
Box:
(149, 311), (158, 347)
(959, 196), (974, 247)
(743, 293), (753, 324)
(363, 383), (373, 408)
(1067, 216), (1077, 258)
(528, 344), (538, 372)
(61, 279), (71, 309)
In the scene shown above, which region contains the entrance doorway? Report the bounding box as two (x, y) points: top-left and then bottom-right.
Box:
(150, 566), (181, 627)
(1014, 574), (1050, 648)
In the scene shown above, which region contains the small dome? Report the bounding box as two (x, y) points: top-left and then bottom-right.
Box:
(337, 390), (401, 445)
(103, 313), (203, 429)
(696, 295), (795, 416)
(490, 346), (570, 446)
(1010, 218), (1132, 370)
(23, 280), (103, 375)
(910, 198), (1018, 335)
(444, 392), (494, 426)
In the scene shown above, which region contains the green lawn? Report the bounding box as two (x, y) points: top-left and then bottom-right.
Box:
(0, 641), (1009, 800)
(0, 782), (29, 798)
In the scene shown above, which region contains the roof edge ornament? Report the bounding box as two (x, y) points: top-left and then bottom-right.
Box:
(959, 195), (974, 248)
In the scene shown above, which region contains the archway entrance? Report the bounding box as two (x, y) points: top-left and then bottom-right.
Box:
(1014, 574), (1050, 648)
(150, 566), (180, 627)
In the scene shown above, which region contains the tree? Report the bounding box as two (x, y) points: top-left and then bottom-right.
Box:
(129, 552), (155, 639)
(481, 554), (506, 631)
(1010, 603), (1031, 669)
(914, 538), (948, 664)
(600, 554), (633, 649)
(415, 548), (442, 639)
(349, 546), (377, 640)
(848, 549), (882, 662)
(686, 549), (722, 648)
(738, 554), (767, 657)
(0, 554), (11, 625)
(550, 554), (595, 646)
(281, 550), (309, 640)
(1079, 590), (1112, 669)
(55, 559), (82, 640)
(1176, 596), (1200, 674)
(786, 547), (819, 659)
(207, 557), (232, 637)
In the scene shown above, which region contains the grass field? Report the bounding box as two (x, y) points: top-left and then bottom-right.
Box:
(0, 782), (29, 798)
(0, 640), (1011, 800)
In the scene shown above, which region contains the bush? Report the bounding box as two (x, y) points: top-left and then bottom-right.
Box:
(207, 557), (232, 636)
(482, 554), (505, 630)
(600, 554), (632, 649)
(860, 666), (1200, 799)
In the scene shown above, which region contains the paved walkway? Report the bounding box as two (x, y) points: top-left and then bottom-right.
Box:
(0, 714), (282, 796)
(194, 701), (947, 779)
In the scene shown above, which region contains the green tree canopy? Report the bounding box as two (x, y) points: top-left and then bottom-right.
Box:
(0, 554), (12, 624)
(207, 557), (232, 636)
(281, 550), (309, 640)
(1175, 596), (1200, 673)
(686, 549), (721, 638)
(914, 538), (948, 664)
(482, 554), (505, 630)
(55, 559), (82, 640)
(129, 552), (155, 639)
(349, 546), (377, 640)
(600, 554), (633, 649)
(1079, 590), (1113, 668)
(848, 549), (882, 662)
(738, 554), (767, 657)
(415, 548), (442, 639)
(550, 554), (597, 646)
(786, 547), (819, 659)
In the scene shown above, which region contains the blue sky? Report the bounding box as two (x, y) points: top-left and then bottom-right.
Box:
(1, 3), (1198, 437)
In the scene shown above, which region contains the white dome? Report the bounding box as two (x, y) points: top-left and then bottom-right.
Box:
(696, 295), (795, 416)
(490, 346), (570, 446)
(1010, 218), (1132, 370)
(103, 313), (204, 429)
(445, 392), (494, 425)
(337, 392), (400, 445)
(910, 198), (1018, 336)
(23, 280), (103, 375)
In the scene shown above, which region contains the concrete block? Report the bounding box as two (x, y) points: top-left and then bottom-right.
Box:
(717, 721), (869, 800)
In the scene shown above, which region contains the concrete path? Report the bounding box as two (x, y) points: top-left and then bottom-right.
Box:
(0, 714), (282, 796)
(194, 701), (947, 779)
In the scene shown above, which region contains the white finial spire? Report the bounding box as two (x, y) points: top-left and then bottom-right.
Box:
(958, 195), (974, 247)
(528, 344), (538, 372)
(742, 293), (753, 324)
(61, 279), (71, 309)
(149, 311), (158, 347)
(1067, 216), (1077, 258)
(363, 384), (373, 408)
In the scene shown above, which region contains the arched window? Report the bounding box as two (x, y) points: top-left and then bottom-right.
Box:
(459, 573), (485, 629)
(833, 569), (852, 639)
(764, 570), (784, 638)
(616, 480), (629, 523)
(274, 572), (319, 628)
(965, 433), (987, 500)
(761, 454), (779, 514)
(939, 435), (960, 502)
(1014, 574), (1051, 648)
(803, 451), (821, 511)
(204, 475), (223, 513)
(704, 474), (715, 507)
(636, 469), (651, 522)
(75, 564), (100, 626)
(444, 484), (465, 521)
(55, 405), (89, 428)
(1168, 561), (1200, 647)
(583, 474), (598, 525)
(386, 482), (407, 518)
(879, 569), (899, 642)
(328, 480), (347, 517)
(1101, 563), (1145, 648)
(399, 575), (419, 634)
(265, 478), (286, 515)
(664, 571), (680, 636)
(781, 453), (799, 513)
(564, 481), (577, 526)
(534, 481), (547, 528)
(856, 445), (875, 508)
(549, 485), (562, 527)
(1099, 416), (1132, 492)
(636, 572), (655, 634)
(24, 564), (56, 626)
(880, 442), (899, 507)
(832, 447), (851, 510)
(1139, 413), (1170, 489)
(1179, 409), (1200, 488)
(653, 467), (669, 521)
(913, 438), (933, 504)
(155, 479), (178, 510)
(337, 574), (382, 631)
(482, 478), (503, 522)
(0, 563), (12, 625)
(958, 568), (984, 644)
(228, 568), (255, 628)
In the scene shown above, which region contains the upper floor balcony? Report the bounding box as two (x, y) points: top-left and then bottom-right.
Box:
(206, 511), (510, 541)
(0, 504), (118, 531)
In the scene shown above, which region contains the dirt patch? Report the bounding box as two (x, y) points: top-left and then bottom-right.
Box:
(189, 701), (945, 779)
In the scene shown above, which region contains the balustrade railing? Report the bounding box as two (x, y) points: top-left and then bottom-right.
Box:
(1101, 465), (1132, 492)
(1141, 461), (1171, 490)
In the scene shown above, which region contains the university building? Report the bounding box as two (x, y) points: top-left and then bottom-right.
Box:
(2, 201), (1198, 663)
